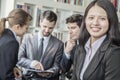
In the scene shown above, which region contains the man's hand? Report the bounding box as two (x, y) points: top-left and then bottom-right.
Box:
(33, 61), (44, 71)
(37, 72), (50, 77)
(65, 39), (75, 54)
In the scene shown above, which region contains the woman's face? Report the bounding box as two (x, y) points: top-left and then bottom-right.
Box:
(85, 5), (109, 42)
(17, 21), (30, 37)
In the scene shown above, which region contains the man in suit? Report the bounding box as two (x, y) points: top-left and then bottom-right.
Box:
(17, 10), (64, 80)
(0, 9), (32, 80)
(60, 14), (83, 79)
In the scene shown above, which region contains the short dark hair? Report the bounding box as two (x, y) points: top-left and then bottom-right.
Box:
(40, 10), (57, 24)
(66, 14), (83, 28)
(79, 0), (120, 46)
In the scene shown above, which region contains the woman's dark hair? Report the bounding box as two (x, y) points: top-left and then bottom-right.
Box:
(40, 10), (57, 24)
(79, 0), (120, 47)
(66, 14), (83, 28)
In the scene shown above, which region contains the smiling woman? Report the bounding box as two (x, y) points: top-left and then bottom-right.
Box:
(72, 0), (120, 80)
(85, 4), (109, 43)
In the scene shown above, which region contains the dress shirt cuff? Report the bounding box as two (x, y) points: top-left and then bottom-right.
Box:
(64, 52), (71, 59)
(30, 60), (38, 68)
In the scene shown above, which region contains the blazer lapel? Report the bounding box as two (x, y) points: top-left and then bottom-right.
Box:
(75, 46), (86, 79)
(83, 39), (111, 79)
(32, 33), (39, 60)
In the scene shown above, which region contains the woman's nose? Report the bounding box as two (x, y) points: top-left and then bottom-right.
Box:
(92, 18), (99, 25)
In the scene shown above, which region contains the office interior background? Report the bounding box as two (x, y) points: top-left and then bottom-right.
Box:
(0, 0), (120, 42)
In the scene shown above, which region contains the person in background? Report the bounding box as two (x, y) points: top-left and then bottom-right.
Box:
(17, 10), (64, 80)
(0, 8), (32, 80)
(72, 0), (120, 80)
(60, 14), (83, 79)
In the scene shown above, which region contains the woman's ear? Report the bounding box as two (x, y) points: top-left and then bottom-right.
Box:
(12, 24), (21, 32)
(16, 24), (21, 29)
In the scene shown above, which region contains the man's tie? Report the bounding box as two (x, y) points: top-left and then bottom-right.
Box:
(37, 38), (44, 61)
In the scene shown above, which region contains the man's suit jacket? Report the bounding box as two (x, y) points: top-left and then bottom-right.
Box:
(60, 45), (76, 73)
(0, 29), (19, 80)
(17, 33), (64, 80)
(72, 38), (120, 80)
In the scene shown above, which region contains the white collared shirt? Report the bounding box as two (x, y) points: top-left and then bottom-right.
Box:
(80, 35), (106, 80)
(38, 31), (50, 54)
(30, 31), (50, 68)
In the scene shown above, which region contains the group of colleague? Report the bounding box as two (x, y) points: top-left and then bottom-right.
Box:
(0, 0), (120, 80)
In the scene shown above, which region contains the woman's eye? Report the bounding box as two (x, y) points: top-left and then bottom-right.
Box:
(88, 17), (94, 20)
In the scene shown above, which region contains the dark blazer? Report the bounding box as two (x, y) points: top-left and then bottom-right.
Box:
(0, 29), (19, 80)
(18, 33), (64, 80)
(72, 38), (120, 80)
(60, 44), (76, 73)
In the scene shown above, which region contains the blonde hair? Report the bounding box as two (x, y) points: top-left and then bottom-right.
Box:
(0, 18), (6, 36)
(8, 8), (32, 27)
(0, 8), (32, 36)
